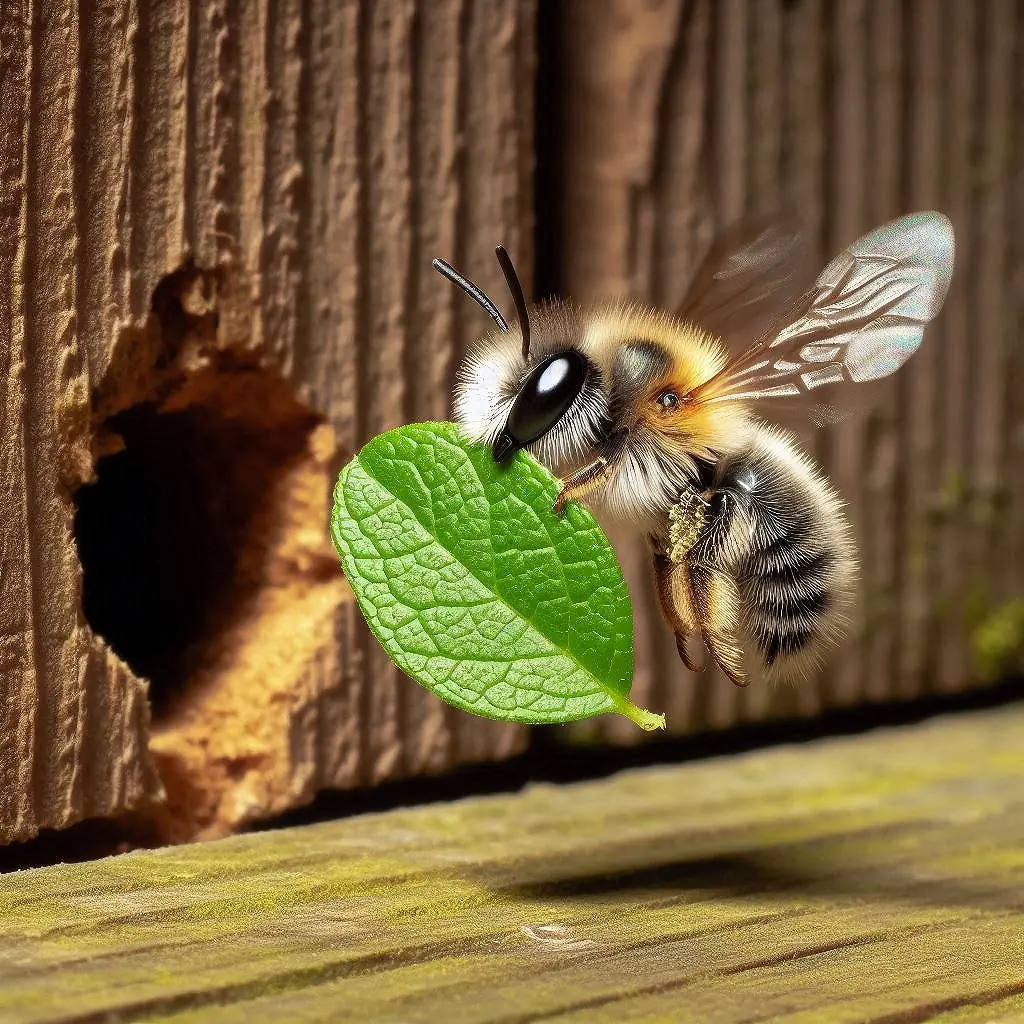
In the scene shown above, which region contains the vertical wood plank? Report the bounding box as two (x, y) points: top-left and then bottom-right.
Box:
(0, 0), (534, 844)
(930, 0), (977, 696)
(235, 0), (267, 347)
(26, 0), (88, 820)
(823, 0), (868, 709)
(259, 0), (306, 379)
(712, 0), (746, 227)
(295, 0), (365, 788)
(1006, 2), (1024, 603)
(359, 0), (414, 784)
(127, 0), (190, 316)
(894, 1), (940, 699)
(78, 3), (137, 382)
(0, 2), (39, 839)
(739, 0), (784, 726)
(559, 0), (1023, 746)
(968, 0), (1014, 686)
(861, 1), (904, 703)
(304, 0), (360, 443)
(779, 0), (826, 720)
(395, 0), (460, 776)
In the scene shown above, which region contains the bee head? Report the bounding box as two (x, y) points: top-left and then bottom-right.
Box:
(435, 249), (608, 471)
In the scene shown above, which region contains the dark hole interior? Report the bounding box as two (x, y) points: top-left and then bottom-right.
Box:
(73, 377), (316, 717)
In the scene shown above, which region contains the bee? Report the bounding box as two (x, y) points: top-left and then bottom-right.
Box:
(433, 213), (955, 686)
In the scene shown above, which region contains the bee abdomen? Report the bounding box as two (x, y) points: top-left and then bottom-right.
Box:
(723, 426), (857, 678)
(744, 547), (837, 666)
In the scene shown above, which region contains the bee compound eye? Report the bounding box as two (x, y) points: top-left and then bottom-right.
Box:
(503, 351), (588, 450)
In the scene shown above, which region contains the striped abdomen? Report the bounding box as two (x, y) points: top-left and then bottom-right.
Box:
(720, 424), (857, 678)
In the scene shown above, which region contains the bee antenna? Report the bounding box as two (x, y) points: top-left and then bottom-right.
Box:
(431, 258), (510, 335)
(495, 245), (531, 362)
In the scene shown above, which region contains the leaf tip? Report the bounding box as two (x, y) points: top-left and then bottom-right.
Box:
(616, 701), (666, 732)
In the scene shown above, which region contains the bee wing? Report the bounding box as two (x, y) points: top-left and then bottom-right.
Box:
(678, 218), (815, 354)
(692, 212), (955, 413)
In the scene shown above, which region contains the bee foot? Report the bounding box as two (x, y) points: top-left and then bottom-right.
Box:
(721, 662), (750, 687)
(675, 635), (706, 673)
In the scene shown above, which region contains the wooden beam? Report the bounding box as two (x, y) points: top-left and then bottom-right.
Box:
(2, 704), (1023, 1020)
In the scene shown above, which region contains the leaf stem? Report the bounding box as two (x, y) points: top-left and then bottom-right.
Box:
(614, 699), (667, 732)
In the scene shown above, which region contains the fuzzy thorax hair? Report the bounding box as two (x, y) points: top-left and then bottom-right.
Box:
(454, 300), (752, 526)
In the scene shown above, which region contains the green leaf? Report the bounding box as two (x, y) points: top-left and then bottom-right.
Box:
(330, 422), (664, 731)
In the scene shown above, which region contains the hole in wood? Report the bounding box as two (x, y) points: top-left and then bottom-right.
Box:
(74, 371), (323, 716)
(73, 264), (338, 724)
(70, 262), (356, 839)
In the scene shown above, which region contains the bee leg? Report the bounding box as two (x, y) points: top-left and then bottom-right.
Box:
(651, 550), (706, 673)
(553, 457), (608, 515)
(688, 561), (749, 687)
(673, 486), (749, 686)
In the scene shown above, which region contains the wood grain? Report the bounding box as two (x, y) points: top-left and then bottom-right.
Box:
(0, 0), (533, 844)
(2, 704), (1024, 1022)
(0, 0), (162, 844)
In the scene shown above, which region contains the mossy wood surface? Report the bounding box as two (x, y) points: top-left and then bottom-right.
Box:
(3, 705), (1024, 1022)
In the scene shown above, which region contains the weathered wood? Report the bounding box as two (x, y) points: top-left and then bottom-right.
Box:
(0, 0), (533, 845)
(0, 0), (162, 844)
(3, 0), (1022, 851)
(561, 0), (1024, 740)
(2, 704), (1024, 1022)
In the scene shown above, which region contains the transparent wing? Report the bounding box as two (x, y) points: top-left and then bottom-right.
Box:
(691, 212), (955, 410)
(678, 218), (814, 354)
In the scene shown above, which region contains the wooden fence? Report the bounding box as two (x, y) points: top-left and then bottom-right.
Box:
(0, 0), (1020, 846)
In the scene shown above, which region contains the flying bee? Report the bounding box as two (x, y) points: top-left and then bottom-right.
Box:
(433, 213), (955, 686)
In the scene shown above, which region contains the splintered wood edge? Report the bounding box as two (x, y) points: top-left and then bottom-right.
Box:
(1, 704), (1023, 1022)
